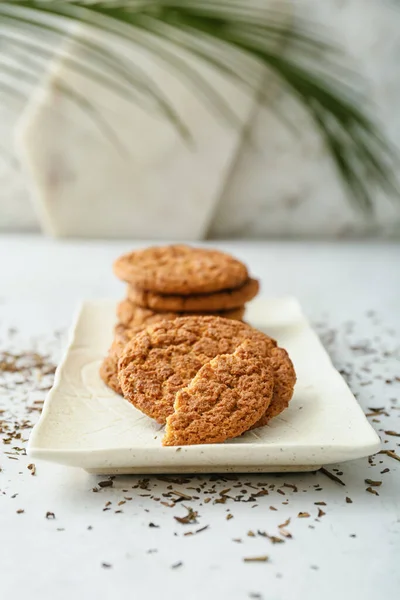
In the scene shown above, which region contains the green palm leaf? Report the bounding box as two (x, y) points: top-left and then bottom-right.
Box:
(0, 0), (398, 213)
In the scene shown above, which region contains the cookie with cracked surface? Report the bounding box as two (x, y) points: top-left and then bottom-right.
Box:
(163, 340), (274, 446)
(252, 346), (296, 428)
(116, 299), (245, 329)
(99, 327), (139, 394)
(100, 339), (126, 394)
(116, 300), (180, 330)
(113, 244), (248, 295)
(118, 316), (276, 424)
(126, 277), (259, 312)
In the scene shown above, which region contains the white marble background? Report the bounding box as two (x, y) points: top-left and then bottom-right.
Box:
(1, 0), (400, 238)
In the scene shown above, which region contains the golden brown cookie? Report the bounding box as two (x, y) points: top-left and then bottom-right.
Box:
(100, 339), (125, 394)
(126, 277), (259, 312)
(252, 347), (296, 428)
(116, 299), (245, 329)
(99, 327), (139, 394)
(118, 316), (277, 424)
(163, 341), (274, 446)
(113, 245), (248, 295)
(116, 300), (179, 330)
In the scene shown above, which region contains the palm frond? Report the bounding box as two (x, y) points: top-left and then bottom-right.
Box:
(0, 0), (398, 213)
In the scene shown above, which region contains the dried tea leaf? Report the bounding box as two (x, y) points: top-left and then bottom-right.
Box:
(247, 530), (255, 537)
(314, 502), (327, 506)
(252, 489), (269, 498)
(379, 450), (400, 462)
(366, 487), (379, 496)
(171, 561), (183, 569)
(278, 518), (291, 528)
(317, 508), (326, 518)
(384, 430), (400, 437)
(365, 479), (382, 487)
(279, 527), (293, 538)
(283, 483), (298, 492)
(319, 468), (345, 486)
(171, 490), (192, 500)
(279, 529), (292, 539)
(298, 512), (310, 518)
(16, 509), (24, 514)
(226, 514), (234, 520)
(149, 522), (159, 528)
(257, 531), (284, 544)
(174, 506), (198, 525)
(243, 556), (269, 563)
(27, 463), (36, 476)
(195, 525), (209, 534)
(45, 512), (55, 519)
(98, 480), (113, 488)
(101, 563), (112, 569)
(346, 497), (353, 504)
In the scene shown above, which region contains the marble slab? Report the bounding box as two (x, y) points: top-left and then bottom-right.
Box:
(15, 27), (264, 239)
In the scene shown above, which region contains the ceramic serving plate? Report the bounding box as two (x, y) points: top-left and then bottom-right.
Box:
(28, 298), (381, 474)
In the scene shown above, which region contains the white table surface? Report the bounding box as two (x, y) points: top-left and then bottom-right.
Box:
(1, 235), (399, 600)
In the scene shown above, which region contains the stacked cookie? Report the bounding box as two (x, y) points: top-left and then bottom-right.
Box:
(114, 244), (259, 321)
(100, 245), (259, 395)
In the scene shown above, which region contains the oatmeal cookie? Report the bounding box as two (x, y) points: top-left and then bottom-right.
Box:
(163, 340), (274, 446)
(126, 277), (259, 312)
(113, 244), (248, 295)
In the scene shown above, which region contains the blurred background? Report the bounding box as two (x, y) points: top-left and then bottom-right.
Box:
(1, 0), (399, 240)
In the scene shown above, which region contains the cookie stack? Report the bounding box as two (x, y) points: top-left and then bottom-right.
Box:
(100, 245), (259, 395)
(99, 244), (296, 446)
(114, 244), (259, 322)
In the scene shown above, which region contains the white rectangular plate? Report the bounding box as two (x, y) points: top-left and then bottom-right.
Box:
(28, 299), (381, 474)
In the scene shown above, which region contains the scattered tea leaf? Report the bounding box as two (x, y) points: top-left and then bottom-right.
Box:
(278, 518), (291, 528)
(16, 509), (24, 514)
(317, 508), (326, 518)
(174, 506), (198, 525)
(45, 512), (55, 519)
(247, 530), (255, 537)
(101, 563), (112, 569)
(314, 502), (327, 506)
(171, 561), (183, 569)
(149, 522), (159, 528)
(98, 480), (113, 488)
(243, 556), (269, 563)
(27, 463), (36, 476)
(279, 529), (292, 539)
(379, 450), (400, 462)
(346, 497), (353, 504)
(365, 479), (382, 487)
(226, 514), (234, 520)
(319, 468), (345, 486)
(384, 430), (400, 437)
(171, 490), (192, 501)
(257, 531), (284, 544)
(366, 487), (379, 496)
(195, 525), (209, 534)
